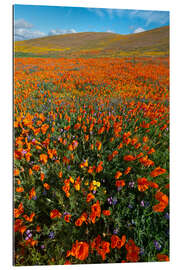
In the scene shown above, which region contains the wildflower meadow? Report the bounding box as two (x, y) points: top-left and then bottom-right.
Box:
(14, 55), (169, 265)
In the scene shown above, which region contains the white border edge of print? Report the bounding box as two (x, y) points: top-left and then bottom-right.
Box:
(1, 0), (179, 270)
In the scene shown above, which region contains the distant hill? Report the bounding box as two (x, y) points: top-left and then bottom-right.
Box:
(14, 25), (169, 57)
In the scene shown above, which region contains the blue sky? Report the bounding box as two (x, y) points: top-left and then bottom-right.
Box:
(14, 5), (169, 41)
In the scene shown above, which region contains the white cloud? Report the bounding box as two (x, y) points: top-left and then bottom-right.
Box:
(14, 19), (46, 41)
(106, 29), (114, 33)
(87, 8), (105, 17)
(106, 8), (114, 19)
(129, 10), (169, 26)
(105, 8), (126, 19)
(48, 29), (77, 36)
(14, 19), (33, 29)
(15, 28), (46, 41)
(133, 27), (145, 33)
(115, 9), (126, 18)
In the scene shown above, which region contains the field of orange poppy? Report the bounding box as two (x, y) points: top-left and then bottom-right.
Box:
(14, 55), (169, 265)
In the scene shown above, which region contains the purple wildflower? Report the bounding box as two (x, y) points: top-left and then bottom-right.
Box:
(112, 198), (118, 205)
(140, 200), (145, 207)
(49, 231), (55, 239)
(113, 228), (119, 234)
(107, 197), (113, 205)
(128, 181), (135, 188)
(154, 240), (161, 251)
(26, 230), (31, 235)
(140, 248), (144, 255)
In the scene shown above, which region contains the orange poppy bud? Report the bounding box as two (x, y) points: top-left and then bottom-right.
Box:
(44, 183), (50, 190)
(59, 171), (63, 178)
(40, 172), (45, 181)
(115, 171), (122, 179)
(102, 210), (111, 216)
(14, 169), (20, 176)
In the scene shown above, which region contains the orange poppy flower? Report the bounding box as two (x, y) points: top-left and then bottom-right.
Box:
(25, 152), (32, 162)
(115, 171), (122, 179)
(116, 180), (125, 188)
(148, 181), (159, 189)
(111, 235), (126, 249)
(19, 225), (27, 235)
(124, 167), (132, 175)
(143, 136), (148, 143)
(40, 172), (45, 181)
(86, 193), (95, 203)
(36, 225), (41, 232)
(14, 202), (24, 218)
(98, 241), (110, 260)
(84, 135), (89, 141)
(90, 200), (101, 223)
(123, 155), (135, 161)
(14, 168), (20, 176)
(16, 187), (24, 193)
(98, 126), (105, 134)
(32, 165), (40, 171)
(117, 143), (123, 149)
(29, 187), (36, 200)
(50, 209), (62, 219)
(135, 143), (141, 149)
(147, 148), (155, 155)
(64, 214), (71, 223)
(25, 238), (38, 247)
(88, 166), (95, 174)
(69, 241), (89, 261)
(91, 235), (102, 251)
(39, 154), (48, 164)
(102, 210), (111, 216)
(23, 212), (35, 222)
(157, 253), (169, 261)
(96, 141), (102, 151)
(41, 124), (49, 134)
(64, 260), (72, 265)
(155, 191), (168, 204)
(165, 183), (169, 189)
(96, 161), (103, 173)
(137, 177), (149, 192)
(75, 218), (83, 227)
(74, 123), (81, 130)
(14, 219), (23, 232)
(29, 168), (33, 176)
(125, 239), (140, 262)
(150, 167), (167, 177)
(116, 235), (126, 249)
(44, 183), (50, 190)
(152, 191), (168, 212)
(80, 159), (88, 168)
